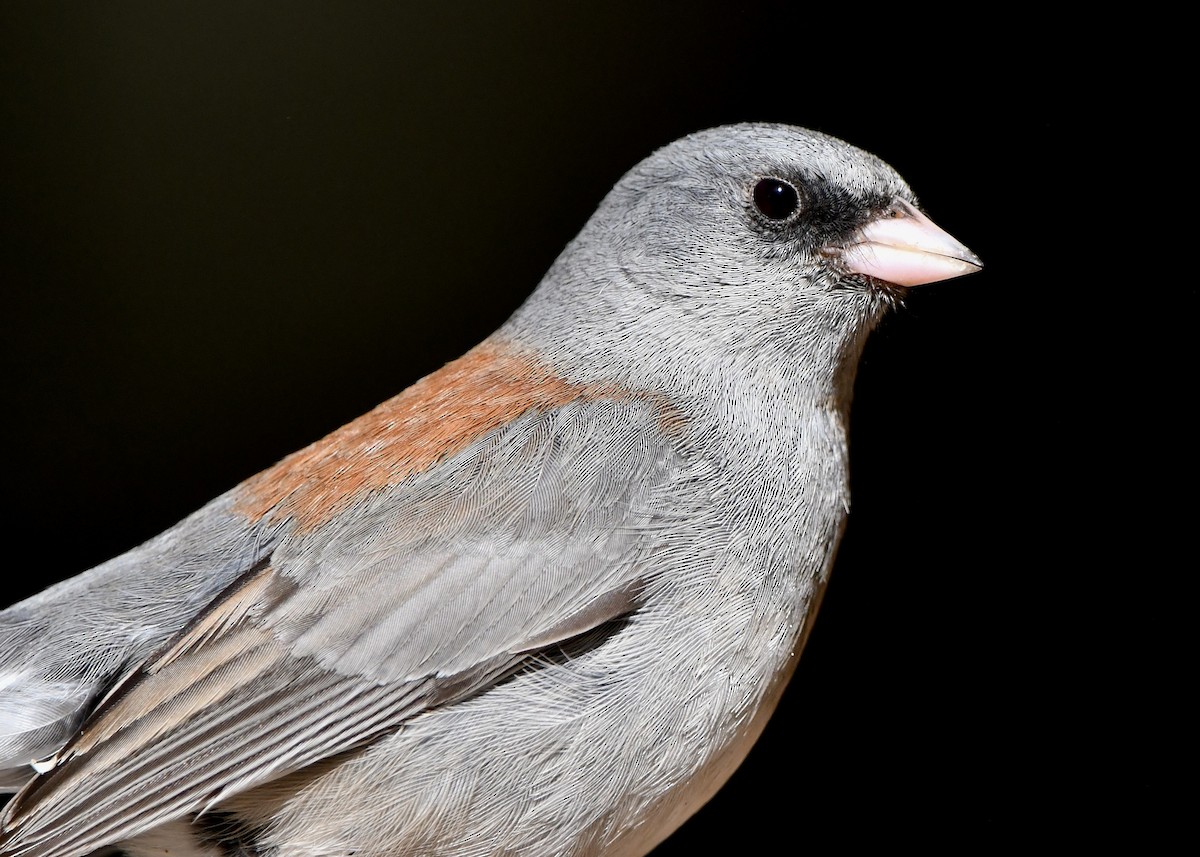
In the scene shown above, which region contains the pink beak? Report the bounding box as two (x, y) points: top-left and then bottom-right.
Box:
(835, 197), (982, 287)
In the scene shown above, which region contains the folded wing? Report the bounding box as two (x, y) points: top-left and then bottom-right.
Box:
(0, 396), (689, 857)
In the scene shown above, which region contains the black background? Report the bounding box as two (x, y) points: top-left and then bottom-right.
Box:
(0, 3), (1183, 852)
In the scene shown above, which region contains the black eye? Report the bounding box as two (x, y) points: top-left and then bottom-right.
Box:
(752, 178), (800, 221)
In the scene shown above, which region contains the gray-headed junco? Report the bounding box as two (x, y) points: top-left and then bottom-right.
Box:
(0, 123), (980, 856)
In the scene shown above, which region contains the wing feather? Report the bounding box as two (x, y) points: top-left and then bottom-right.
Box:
(0, 397), (687, 857)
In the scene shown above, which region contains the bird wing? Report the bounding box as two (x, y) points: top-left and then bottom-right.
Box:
(0, 491), (276, 794)
(0, 393), (692, 857)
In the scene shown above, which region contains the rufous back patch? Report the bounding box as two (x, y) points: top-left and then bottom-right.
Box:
(232, 340), (622, 532)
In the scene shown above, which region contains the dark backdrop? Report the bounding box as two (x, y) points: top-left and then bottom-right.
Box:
(1, 3), (1179, 852)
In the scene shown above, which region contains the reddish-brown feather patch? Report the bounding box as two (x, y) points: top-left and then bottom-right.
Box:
(233, 340), (621, 532)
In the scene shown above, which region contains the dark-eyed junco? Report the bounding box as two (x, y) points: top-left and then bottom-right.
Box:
(0, 123), (980, 857)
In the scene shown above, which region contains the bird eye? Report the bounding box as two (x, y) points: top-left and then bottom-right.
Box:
(752, 178), (800, 221)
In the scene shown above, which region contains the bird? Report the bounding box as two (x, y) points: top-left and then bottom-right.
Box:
(0, 122), (981, 857)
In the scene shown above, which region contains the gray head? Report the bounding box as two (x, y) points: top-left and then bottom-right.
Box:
(502, 122), (977, 394)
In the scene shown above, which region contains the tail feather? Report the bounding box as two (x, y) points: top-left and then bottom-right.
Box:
(0, 677), (94, 792)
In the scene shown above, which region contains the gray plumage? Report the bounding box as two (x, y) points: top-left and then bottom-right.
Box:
(0, 123), (981, 856)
